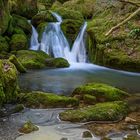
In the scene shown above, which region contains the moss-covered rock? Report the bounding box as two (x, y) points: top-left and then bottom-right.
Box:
(52, 7), (84, 21)
(83, 94), (96, 105)
(12, 14), (32, 35)
(10, 0), (38, 19)
(72, 83), (129, 103)
(61, 19), (83, 44)
(18, 91), (79, 108)
(0, 0), (10, 35)
(31, 11), (56, 27)
(10, 34), (28, 51)
(37, 22), (48, 42)
(0, 36), (9, 52)
(0, 59), (19, 106)
(16, 50), (50, 69)
(19, 121), (39, 134)
(60, 101), (129, 122)
(9, 55), (26, 73)
(62, 0), (95, 19)
(45, 58), (70, 68)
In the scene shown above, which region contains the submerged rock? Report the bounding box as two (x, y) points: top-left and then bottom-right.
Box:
(82, 131), (92, 138)
(60, 101), (129, 122)
(45, 58), (70, 68)
(18, 91), (79, 108)
(72, 83), (129, 103)
(19, 121), (39, 134)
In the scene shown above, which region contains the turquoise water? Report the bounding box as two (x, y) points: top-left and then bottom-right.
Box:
(19, 63), (140, 95)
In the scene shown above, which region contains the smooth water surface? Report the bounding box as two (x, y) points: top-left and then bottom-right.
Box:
(19, 63), (140, 95)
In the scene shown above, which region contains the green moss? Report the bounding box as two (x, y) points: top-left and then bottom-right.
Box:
(61, 19), (83, 45)
(10, 34), (28, 51)
(0, 60), (19, 105)
(60, 101), (129, 122)
(10, 0), (38, 19)
(45, 58), (70, 68)
(123, 135), (139, 140)
(12, 14), (32, 34)
(13, 104), (24, 113)
(0, 0), (10, 35)
(31, 11), (56, 27)
(19, 121), (39, 134)
(86, 2), (140, 71)
(0, 36), (9, 52)
(18, 91), (79, 108)
(62, 0), (95, 19)
(16, 50), (50, 69)
(9, 55), (26, 73)
(37, 22), (48, 42)
(83, 94), (96, 105)
(72, 83), (129, 102)
(52, 7), (84, 21)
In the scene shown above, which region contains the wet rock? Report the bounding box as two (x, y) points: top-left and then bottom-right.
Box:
(125, 117), (136, 123)
(18, 91), (79, 108)
(72, 83), (129, 103)
(45, 58), (70, 68)
(16, 50), (50, 69)
(123, 134), (139, 140)
(101, 137), (111, 140)
(9, 55), (26, 73)
(60, 101), (129, 122)
(82, 131), (92, 138)
(19, 121), (39, 134)
(60, 138), (68, 140)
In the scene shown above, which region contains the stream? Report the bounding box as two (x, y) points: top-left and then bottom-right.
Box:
(19, 63), (140, 95)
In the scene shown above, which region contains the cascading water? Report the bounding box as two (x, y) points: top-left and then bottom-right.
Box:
(30, 12), (87, 63)
(30, 25), (40, 50)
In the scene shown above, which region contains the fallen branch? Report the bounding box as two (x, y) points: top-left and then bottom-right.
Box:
(105, 7), (140, 36)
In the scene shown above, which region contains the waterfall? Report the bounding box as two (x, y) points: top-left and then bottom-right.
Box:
(30, 25), (40, 50)
(30, 13), (87, 63)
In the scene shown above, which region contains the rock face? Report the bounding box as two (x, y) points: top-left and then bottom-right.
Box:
(60, 101), (129, 122)
(87, 0), (140, 72)
(0, 59), (19, 106)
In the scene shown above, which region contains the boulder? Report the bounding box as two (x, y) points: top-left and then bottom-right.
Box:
(16, 50), (50, 69)
(72, 83), (129, 103)
(0, 59), (19, 106)
(0, 0), (10, 35)
(10, 34), (28, 51)
(18, 91), (79, 108)
(10, 0), (38, 19)
(9, 55), (26, 73)
(45, 58), (70, 68)
(19, 121), (39, 134)
(60, 101), (129, 122)
(0, 36), (9, 52)
(31, 11), (56, 27)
